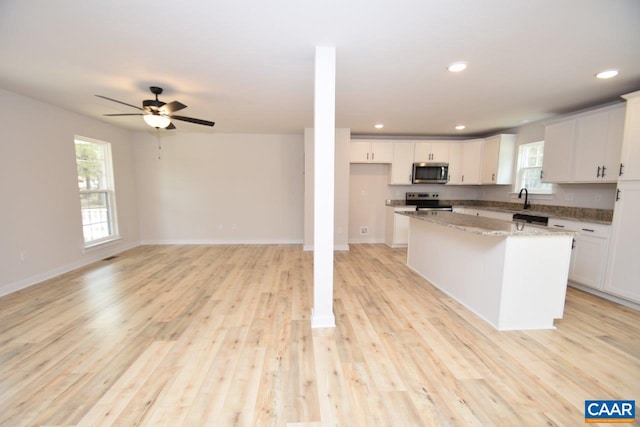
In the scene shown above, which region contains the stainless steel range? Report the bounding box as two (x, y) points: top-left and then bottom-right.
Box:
(405, 192), (453, 211)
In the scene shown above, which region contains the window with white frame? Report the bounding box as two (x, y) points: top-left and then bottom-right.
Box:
(74, 137), (119, 246)
(515, 141), (552, 194)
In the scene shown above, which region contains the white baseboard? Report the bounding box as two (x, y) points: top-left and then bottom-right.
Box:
(0, 241), (139, 298)
(348, 237), (385, 244)
(569, 282), (640, 311)
(303, 244), (350, 252)
(140, 238), (304, 245)
(310, 309), (336, 328)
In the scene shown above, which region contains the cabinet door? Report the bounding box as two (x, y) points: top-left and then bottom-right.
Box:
(604, 180), (640, 303)
(602, 106), (625, 182)
(430, 142), (450, 162)
(573, 111), (609, 182)
(620, 93), (640, 181)
(543, 120), (575, 182)
(389, 143), (415, 185)
(350, 141), (371, 163)
(394, 212), (410, 245)
(370, 142), (393, 163)
(447, 143), (462, 185)
(414, 141), (449, 162)
(414, 142), (431, 162)
(570, 234), (607, 289)
(481, 136), (500, 183)
(461, 139), (483, 184)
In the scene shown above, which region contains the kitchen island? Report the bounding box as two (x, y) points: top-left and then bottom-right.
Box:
(400, 211), (575, 330)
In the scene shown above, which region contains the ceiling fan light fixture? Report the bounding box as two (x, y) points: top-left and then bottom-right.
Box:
(143, 113), (171, 129)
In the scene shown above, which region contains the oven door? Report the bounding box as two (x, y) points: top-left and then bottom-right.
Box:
(412, 163), (449, 184)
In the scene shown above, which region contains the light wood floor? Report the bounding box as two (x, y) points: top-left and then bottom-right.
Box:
(0, 244), (638, 426)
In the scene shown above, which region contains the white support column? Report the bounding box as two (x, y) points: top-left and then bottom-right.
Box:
(311, 46), (336, 329)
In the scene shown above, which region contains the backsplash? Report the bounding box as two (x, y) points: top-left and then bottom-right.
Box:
(387, 199), (614, 223)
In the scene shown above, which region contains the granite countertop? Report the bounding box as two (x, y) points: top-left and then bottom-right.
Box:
(398, 211), (576, 237)
(386, 199), (613, 224)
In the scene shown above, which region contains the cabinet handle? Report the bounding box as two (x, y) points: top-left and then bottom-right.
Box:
(616, 188), (621, 201)
(620, 163), (624, 176)
(554, 224), (565, 228)
(492, 173), (495, 181)
(540, 170), (544, 179)
(462, 175), (464, 183)
(366, 152), (369, 160)
(601, 166), (606, 177)
(581, 228), (595, 232)
(572, 239), (576, 250)
(596, 166), (601, 178)
(372, 152), (374, 160)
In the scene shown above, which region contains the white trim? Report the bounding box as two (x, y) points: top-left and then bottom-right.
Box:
(348, 237), (385, 244)
(0, 241), (139, 297)
(83, 235), (123, 251)
(139, 239), (303, 245)
(310, 308), (336, 328)
(303, 244), (350, 251)
(569, 282), (640, 311)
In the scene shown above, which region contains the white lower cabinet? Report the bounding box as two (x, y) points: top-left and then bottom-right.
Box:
(548, 219), (610, 291)
(385, 206), (415, 248)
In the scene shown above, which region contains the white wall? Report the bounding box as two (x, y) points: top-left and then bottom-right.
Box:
(133, 131), (304, 243)
(348, 164), (479, 243)
(0, 88), (140, 296)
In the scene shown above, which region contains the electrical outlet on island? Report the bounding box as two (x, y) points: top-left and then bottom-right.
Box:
(360, 227), (369, 235)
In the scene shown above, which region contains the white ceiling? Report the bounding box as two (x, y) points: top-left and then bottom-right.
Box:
(1, 0), (639, 136)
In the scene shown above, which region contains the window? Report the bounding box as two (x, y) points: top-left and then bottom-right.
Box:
(74, 137), (118, 246)
(515, 141), (552, 194)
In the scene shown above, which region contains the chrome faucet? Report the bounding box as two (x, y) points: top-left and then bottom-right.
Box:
(518, 187), (530, 209)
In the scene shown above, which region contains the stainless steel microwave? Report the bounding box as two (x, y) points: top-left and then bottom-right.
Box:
(412, 162), (449, 184)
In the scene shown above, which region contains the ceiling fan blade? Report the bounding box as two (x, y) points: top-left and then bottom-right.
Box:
(171, 115), (215, 127)
(103, 113), (143, 116)
(95, 95), (143, 111)
(166, 122), (176, 130)
(161, 101), (187, 114)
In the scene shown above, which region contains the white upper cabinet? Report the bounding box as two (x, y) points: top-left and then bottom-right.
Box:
(388, 142), (415, 185)
(542, 104), (625, 183)
(349, 140), (393, 163)
(480, 134), (516, 184)
(543, 120), (576, 183)
(447, 143), (462, 185)
(460, 139), (483, 185)
(619, 91), (640, 180)
(414, 141), (450, 162)
(573, 106), (625, 182)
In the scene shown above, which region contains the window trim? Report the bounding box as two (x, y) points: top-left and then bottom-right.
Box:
(74, 136), (120, 248)
(513, 140), (554, 195)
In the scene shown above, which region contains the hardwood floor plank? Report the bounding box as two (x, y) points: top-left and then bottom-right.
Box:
(0, 244), (638, 426)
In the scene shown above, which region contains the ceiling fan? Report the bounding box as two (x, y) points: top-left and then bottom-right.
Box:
(96, 86), (215, 129)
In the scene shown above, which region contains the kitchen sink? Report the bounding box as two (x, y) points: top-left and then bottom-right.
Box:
(512, 213), (549, 226)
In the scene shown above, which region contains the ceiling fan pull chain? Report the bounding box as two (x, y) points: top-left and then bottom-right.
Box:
(157, 131), (162, 160)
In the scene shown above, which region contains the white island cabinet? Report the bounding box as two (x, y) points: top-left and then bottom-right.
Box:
(402, 211), (573, 330)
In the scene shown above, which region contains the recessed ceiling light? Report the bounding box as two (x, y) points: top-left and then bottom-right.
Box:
(596, 69), (619, 79)
(374, 123), (384, 129)
(448, 62), (468, 72)
(455, 125), (465, 130)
